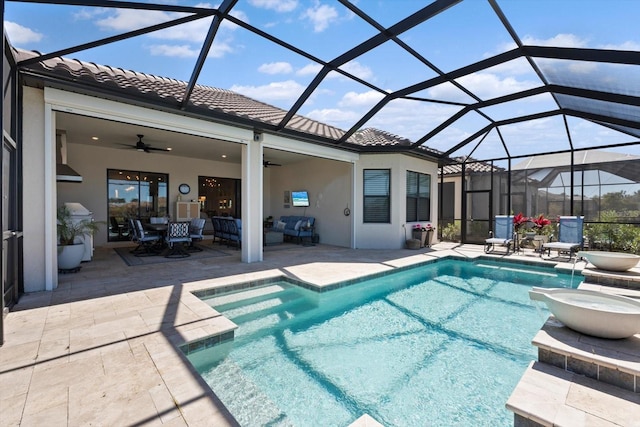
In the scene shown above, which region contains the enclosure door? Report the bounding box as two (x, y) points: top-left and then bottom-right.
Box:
(465, 190), (491, 244)
(2, 137), (21, 345)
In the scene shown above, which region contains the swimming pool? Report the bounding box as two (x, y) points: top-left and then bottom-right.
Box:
(186, 258), (574, 426)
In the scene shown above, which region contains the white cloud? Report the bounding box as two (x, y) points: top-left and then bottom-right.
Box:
(521, 33), (588, 48)
(306, 108), (360, 126)
(427, 83), (475, 103)
(230, 80), (305, 102)
(94, 5), (244, 40)
(209, 39), (236, 58)
(456, 73), (539, 99)
(336, 61), (373, 80)
(297, 63), (322, 75)
(303, 3), (338, 32)
(567, 61), (598, 74)
(488, 57), (538, 77)
(378, 99), (468, 143)
(73, 7), (108, 21)
(307, 96), (462, 142)
(4, 21), (43, 45)
(91, 6), (244, 58)
(149, 44), (199, 58)
(339, 90), (384, 108)
(598, 40), (640, 51)
(494, 33), (588, 57)
(249, 0), (298, 13)
(258, 62), (293, 74)
(96, 9), (170, 32)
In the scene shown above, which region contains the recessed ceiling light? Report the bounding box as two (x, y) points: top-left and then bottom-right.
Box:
(221, 154), (227, 158)
(91, 136), (99, 140)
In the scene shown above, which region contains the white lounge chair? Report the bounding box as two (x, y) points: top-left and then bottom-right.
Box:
(485, 215), (515, 254)
(540, 216), (584, 259)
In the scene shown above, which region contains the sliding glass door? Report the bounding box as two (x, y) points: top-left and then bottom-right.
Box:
(107, 169), (168, 241)
(198, 176), (241, 218)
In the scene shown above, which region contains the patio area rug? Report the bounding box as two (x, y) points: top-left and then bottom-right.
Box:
(114, 243), (232, 266)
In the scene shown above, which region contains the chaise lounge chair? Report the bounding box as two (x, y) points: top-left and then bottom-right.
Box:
(540, 216), (584, 259)
(485, 215), (515, 254)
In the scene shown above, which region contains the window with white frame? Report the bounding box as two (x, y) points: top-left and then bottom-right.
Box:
(406, 171), (431, 222)
(363, 169), (390, 223)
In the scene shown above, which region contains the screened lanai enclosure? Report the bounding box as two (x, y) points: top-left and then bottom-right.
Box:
(441, 152), (640, 253)
(6, 0), (640, 251)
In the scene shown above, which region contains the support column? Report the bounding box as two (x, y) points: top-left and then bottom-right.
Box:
(241, 137), (263, 263)
(44, 104), (57, 290)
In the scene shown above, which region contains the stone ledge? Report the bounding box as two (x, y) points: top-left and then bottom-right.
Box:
(507, 361), (640, 427)
(581, 266), (640, 289)
(532, 319), (640, 392)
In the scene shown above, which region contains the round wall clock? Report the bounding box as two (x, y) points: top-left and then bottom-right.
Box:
(179, 183), (191, 194)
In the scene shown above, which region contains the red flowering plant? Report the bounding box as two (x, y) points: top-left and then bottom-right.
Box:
(531, 214), (552, 235)
(513, 213), (528, 232)
(413, 223), (435, 231)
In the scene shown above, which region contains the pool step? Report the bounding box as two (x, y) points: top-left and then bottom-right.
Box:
(212, 287), (312, 323)
(206, 284), (294, 309)
(227, 295), (315, 325)
(507, 361), (640, 426)
(507, 318), (640, 426)
(207, 358), (294, 427)
(533, 318), (640, 393)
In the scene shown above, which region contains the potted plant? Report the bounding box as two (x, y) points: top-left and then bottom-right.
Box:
(57, 205), (103, 271)
(530, 214), (552, 252)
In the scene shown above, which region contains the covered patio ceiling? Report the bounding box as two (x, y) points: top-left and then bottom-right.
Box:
(6, 0), (640, 164)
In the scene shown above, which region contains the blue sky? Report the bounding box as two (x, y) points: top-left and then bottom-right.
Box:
(5, 0), (640, 161)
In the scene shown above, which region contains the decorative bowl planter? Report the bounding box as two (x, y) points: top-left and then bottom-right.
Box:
(530, 287), (640, 339)
(57, 243), (85, 271)
(577, 250), (640, 272)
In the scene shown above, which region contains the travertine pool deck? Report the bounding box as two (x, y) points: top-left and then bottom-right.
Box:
(0, 241), (631, 426)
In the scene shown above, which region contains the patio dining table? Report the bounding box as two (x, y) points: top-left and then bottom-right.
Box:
(144, 223), (168, 243)
(145, 223), (168, 233)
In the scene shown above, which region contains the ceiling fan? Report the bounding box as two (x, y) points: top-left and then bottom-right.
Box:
(121, 134), (172, 153)
(263, 160), (282, 168)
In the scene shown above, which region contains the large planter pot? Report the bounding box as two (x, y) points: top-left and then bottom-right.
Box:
(412, 229), (434, 248)
(57, 243), (85, 271)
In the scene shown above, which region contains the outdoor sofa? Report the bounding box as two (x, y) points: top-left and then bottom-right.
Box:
(273, 216), (315, 243)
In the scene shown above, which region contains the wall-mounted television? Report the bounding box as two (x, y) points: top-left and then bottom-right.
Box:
(291, 190), (310, 207)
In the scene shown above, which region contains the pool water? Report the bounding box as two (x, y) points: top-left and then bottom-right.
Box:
(187, 259), (574, 426)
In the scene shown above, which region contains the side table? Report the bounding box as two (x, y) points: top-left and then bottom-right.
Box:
(300, 226), (315, 246)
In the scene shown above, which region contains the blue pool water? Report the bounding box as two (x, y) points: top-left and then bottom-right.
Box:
(187, 259), (575, 426)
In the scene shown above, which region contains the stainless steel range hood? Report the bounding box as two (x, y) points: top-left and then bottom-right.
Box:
(56, 163), (83, 182)
(56, 130), (83, 183)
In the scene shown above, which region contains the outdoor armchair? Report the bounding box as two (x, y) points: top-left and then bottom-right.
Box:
(540, 216), (584, 259)
(485, 215), (515, 254)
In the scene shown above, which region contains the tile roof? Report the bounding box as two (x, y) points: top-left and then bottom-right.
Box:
(439, 157), (501, 175)
(15, 48), (441, 160)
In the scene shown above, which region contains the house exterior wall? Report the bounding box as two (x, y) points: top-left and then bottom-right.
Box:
(355, 153), (439, 249)
(22, 87), (49, 292)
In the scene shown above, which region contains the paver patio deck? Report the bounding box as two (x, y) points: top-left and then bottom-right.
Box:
(0, 241), (631, 426)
